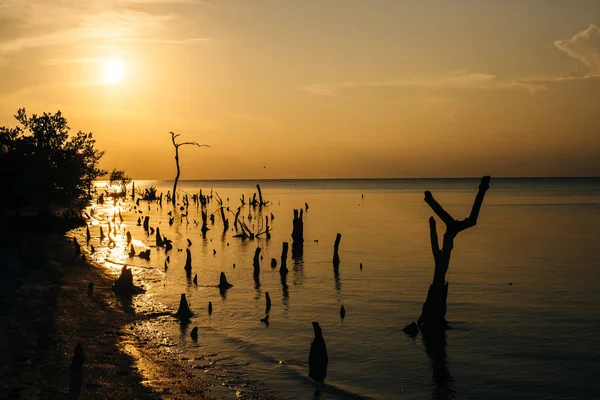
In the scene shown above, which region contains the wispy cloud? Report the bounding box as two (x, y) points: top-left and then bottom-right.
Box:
(554, 24), (600, 72)
(300, 72), (530, 97)
(0, 0), (207, 59)
(303, 24), (600, 97)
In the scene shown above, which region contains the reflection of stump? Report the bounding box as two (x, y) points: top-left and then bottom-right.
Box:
(291, 209), (304, 257)
(308, 322), (328, 383)
(422, 327), (454, 399)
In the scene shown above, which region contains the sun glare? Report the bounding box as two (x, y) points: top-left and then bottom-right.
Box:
(103, 59), (125, 84)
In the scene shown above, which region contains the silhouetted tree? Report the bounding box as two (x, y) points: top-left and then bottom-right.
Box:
(169, 131), (209, 205)
(418, 176), (490, 330)
(108, 168), (131, 193)
(0, 109), (105, 214)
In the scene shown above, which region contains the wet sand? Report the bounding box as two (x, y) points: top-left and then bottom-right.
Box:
(0, 227), (238, 399)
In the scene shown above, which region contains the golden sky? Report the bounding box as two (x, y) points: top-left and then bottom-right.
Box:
(1, 0), (599, 179)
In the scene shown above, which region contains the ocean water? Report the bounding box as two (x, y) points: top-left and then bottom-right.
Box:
(76, 178), (600, 399)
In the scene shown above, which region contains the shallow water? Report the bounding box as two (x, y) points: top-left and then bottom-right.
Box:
(75, 178), (600, 399)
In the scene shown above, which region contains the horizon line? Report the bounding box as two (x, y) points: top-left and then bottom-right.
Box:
(115, 176), (600, 182)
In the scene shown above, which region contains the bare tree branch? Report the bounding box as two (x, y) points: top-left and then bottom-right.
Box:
(424, 191), (456, 227)
(429, 216), (440, 258)
(168, 131), (210, 205)
(177, 141), (210, 148)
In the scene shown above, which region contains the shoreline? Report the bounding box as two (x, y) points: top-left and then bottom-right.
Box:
(0, 225), (240, 399)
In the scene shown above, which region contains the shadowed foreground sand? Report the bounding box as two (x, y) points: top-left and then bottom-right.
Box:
(0, 229), (238, 399)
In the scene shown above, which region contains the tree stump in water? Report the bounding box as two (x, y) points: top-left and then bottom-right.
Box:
(217, 272), (233, 292)
(184, 248), (192, 272)
(332, 233), (341, 267)
(253, 247), (261, 273)
(113, 266), (143, 296)
(308, 322), (328, 383)
(291, 209), (304, 257)
(280, 242), (289, 275)
(175, 293), (193, 321)
(407, 176), (491, 334)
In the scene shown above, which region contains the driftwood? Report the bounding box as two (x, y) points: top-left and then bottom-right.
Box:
(138, 249), (150, 260)
(408, 176), (491, 333)
(260, 315), (270, 326)
(308, 322), (328, 383)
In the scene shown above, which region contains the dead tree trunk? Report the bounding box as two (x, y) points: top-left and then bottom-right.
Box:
(291, 209), (304, 257)
(253, 247), (261, 273)
(333, 233), (342, 267)
(169, 132), (209, 205)
(256, 184), (266, 207)
(416, 176), (491, 331)
(280, 242), (289, 275)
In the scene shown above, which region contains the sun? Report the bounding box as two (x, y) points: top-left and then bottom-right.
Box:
(103, 59), (125, 84)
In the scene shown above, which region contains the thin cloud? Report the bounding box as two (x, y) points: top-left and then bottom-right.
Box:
(300, 72), (526, 96)
(303, 25), (600, 97)
(0, 1), (207, 59)
(554, 24), (600, 72)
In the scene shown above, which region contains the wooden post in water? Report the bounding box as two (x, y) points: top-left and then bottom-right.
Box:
(333, 233), (342, 267)
(308, 322), (328, 383)
(291, 209), (304, 257)
(280, 242), (289, 275)
(184, 248), (192, 272)
(256, 184), (265, 207)
(253, 247), (261, 273)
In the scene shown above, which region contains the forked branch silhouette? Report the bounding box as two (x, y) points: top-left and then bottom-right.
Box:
(169, 131), (209, 205)
(405, 176), (491, 335)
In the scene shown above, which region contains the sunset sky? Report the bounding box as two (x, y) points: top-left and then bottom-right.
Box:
(1, 0), (599, 179)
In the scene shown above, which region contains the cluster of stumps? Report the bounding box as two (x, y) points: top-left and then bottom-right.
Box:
(73, 177), (490, 387)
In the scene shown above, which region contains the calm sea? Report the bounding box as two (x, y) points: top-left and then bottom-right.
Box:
(78, 178), (600, 399)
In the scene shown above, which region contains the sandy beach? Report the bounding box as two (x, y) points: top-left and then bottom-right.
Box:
(0, 223), (241, 400)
